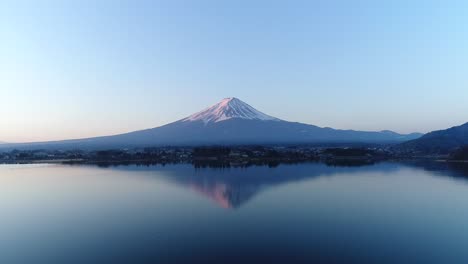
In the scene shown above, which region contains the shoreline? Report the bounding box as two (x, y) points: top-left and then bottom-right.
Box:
(2, 157), (467, 167)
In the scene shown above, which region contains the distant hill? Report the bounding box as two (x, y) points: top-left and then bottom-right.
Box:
(0, 97), (422, 150)
(397, 122), (468, 154)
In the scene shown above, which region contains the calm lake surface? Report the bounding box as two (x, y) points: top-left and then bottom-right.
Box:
(1, 162), (468, 264)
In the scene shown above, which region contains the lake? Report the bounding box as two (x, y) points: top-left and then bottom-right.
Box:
(1, 162), (468, 263)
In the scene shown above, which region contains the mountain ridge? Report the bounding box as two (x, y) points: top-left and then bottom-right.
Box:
(397, 122), (468, 154)
(0, 98), (423, 150)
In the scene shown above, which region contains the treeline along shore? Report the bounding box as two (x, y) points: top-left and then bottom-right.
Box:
(2, 144), (467, 167)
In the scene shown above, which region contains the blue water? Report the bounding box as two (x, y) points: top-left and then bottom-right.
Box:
(1, 162), (468, 264)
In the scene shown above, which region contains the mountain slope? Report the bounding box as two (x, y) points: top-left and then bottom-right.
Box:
(397, 122), (468, 154)
(1, 97), (422, 150)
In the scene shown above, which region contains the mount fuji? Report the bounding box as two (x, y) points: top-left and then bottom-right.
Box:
(181, 97), (281, 124)
(2, 97), (422, 150)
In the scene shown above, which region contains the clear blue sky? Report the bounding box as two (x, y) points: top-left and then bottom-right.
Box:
(1, 0), (467, 142)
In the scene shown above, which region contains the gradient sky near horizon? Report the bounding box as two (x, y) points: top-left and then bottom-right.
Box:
(1, 1), (468, 142)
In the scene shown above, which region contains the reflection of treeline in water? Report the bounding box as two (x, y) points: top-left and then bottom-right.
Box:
(325, 159), (376, 167)
(401, 160), (468, 179)
(450, 146), (468, 161)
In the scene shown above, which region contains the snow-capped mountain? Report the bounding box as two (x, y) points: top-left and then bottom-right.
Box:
(181, 97), (280, 124)
(1, 97), (423, 150)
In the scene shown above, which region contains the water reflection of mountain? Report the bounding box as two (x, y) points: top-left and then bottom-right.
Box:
(400, 160), (468, 180)
(98, 161), (468, 208)
(104, 162), (402, 209)
(188, 181), (259, 209)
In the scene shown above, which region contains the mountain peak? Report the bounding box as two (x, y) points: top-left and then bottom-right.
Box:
(222, 97), (238, 101)
(181, 97), (281, 124)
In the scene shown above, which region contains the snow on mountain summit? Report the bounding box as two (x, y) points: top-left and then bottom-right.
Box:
(181, 97), (281, 124)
